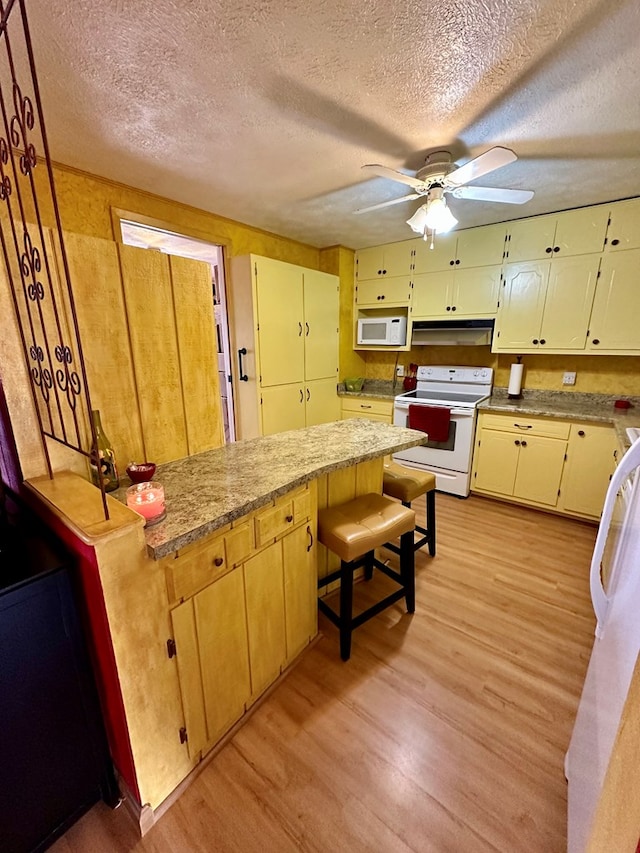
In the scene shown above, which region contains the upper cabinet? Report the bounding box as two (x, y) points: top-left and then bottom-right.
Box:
(604, 198), (640, 252)
(413, 223), (507, 273)
(412, 266), (501, 319)
(355, 241), (413, 280)
(587, 249), (640, 352)
(506, 207), (610, 262)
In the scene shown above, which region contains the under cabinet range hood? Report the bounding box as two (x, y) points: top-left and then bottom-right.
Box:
(411, 319), (494, 346)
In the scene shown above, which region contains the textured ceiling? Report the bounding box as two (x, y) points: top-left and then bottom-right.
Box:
(23, 0), (640, 248)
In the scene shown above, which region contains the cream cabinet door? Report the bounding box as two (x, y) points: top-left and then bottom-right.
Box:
(561, 424), (616, 518)
(170, 599), (208, 761)
(282, 521), (317, 663)
(553, 207), (608, 257)
(413, 232), (458, 273)
(193, 568), (252, 746)
(382, 240), (415, 277)
(355, 276), (412, 306)
(261, 384), (306, 435)
(539, 255), (599, 349)
(513, 436), (566, 506)
(411, 271), (453, 317)
(244, 540), (286, 703)
(473, 430), (519, 495)
(355, 246), (385, 280)
(452, 265), (501, 316)
(506, 215), (557, 262)
(303, 269), (339, 380)
(493, 261), (549, 351)
(255, 258), (304, 386)
(606, 199), (640, 252)
(305, 378), (340, 426)
(588, 249), (640, 351)
(455, 223), (506, 267)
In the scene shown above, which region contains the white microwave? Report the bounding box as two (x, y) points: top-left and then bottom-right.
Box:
(357, 315), (407, 346)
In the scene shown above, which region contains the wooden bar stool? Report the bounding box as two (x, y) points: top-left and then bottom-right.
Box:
(317, 493), (416, 661)
(382, 461), (436, 557)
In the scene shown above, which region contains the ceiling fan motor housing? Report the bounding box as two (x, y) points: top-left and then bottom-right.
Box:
(415, 150), (456, 187)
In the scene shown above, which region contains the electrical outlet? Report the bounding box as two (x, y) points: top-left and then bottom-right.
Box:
(396, 365), (405, 377)
(563, 371), (577, 386)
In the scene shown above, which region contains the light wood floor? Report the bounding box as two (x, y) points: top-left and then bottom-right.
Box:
(51, 493), (597, 853)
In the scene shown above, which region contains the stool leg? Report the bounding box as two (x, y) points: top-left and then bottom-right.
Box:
(400, 530), (415, 613)
(339, 560), (354, 661)
(364, 549), (374, 581)
(426, 491), (436, 557)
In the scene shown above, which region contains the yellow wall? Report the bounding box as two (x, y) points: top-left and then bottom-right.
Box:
(364, 347), (640, 394)
(319, 245), (365, 381)
(25, 161), (320, 267)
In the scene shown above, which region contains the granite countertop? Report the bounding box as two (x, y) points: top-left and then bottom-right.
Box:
(114, 419), (426, 560)
(338, 380), (397, 401)
(479, 389), (640, 446)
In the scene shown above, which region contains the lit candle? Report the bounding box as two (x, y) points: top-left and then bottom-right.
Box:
(126, 481), (166, 526)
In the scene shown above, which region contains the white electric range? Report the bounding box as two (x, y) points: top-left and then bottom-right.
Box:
(393, 365), (493, 497)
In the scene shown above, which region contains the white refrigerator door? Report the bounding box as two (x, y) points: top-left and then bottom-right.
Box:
(566, 438), (640, 852)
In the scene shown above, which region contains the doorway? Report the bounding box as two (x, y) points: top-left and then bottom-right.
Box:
(119, 222), (235, 442)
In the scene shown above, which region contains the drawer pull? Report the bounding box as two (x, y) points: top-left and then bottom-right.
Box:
(286, 514), (293, 523)
(514, 423), (533, 429)
(360, 404), (372, 409)
(307, 525), (314, 552)
(611, 238), (620, 246)
(578, 430), (585, 437)
(213, 557), (224, 567)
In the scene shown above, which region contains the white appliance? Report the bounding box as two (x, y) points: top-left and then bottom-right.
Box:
(357, 315), (407, 347)
(393, 365), (493, 497)
(566, 433), (640, 851)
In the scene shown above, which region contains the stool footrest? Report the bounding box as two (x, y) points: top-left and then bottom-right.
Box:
(383, 523), (432, 556)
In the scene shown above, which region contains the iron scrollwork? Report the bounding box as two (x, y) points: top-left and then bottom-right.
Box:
(10, 82), (36, 176)
(21, 228), (44, 301)
(54, 343), (81, 411)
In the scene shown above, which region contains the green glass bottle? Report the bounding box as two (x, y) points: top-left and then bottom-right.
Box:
(90, 409), (119, 492)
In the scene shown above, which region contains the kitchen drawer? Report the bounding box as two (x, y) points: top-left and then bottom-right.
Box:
(341, 398), (393, 419)
(225, 521), (254, 568)
(166, 532), (230, 605)
(480, 413), (570, 439)
(254, 489), (308, 548)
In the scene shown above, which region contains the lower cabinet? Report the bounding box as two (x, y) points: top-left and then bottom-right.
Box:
(261, 378), (340, 435)
(472, 412), (615, 519)
(167, 484), (317, 762)
(340, 396), (393, 423)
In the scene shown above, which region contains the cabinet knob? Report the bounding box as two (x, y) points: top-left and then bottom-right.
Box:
(455, 259), (460, 265)
(381, 294), (385, 299)
(578, 430), (585, 437)
(514, 439), (521, 446)
(213, 557), (224, 567)
(446, 306), (451, 311)
(286, 514), (293, 523)
(382, 269), (387, 275)
(449, 260), (455, 266)
(545, 247), (552, 253)
(540, 339), (546, 345)
(611, 239), (620, 246)
(377, 269), (382, 275)
(532, 339), (539, 344)
(451, 306), (457, 311)
(521, 440), (527, 447)
(592, 338), (600, 345)
(553, 246), (560, 253)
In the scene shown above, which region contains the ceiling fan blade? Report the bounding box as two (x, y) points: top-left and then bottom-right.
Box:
(361, 164), (425, 189)
(448, 185), (534, 204)
(354, 193), (421, 214)
(446, 147), (517, 187)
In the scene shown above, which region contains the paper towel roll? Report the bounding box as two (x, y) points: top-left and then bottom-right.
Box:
(508, 363), (524, 397)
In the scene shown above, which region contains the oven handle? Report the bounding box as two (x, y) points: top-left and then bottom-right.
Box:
(394, 403), (473, 417)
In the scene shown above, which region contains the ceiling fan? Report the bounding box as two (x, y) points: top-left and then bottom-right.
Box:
(355, 147), (534, 237)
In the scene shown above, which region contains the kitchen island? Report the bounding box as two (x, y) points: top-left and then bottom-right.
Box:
(24, 420), (426, 832)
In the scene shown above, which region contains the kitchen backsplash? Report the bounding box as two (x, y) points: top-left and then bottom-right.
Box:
(362, 348), (640, 395)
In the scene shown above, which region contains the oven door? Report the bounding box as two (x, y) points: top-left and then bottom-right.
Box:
(393, 399), (476, 473)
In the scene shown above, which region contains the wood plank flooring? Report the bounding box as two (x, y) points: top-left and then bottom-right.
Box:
(51, 493), (597, 852)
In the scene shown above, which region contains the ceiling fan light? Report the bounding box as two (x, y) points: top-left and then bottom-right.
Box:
(406, 204), (428, 234)
(424, 196), (458, 233)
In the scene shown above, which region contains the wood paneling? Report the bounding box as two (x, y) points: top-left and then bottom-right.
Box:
(169, 255), (223, 454)
(118, 244), (188, 463)
(63, 231), (144, 469)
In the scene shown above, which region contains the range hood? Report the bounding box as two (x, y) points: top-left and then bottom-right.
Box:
(411, 319), (494, 346)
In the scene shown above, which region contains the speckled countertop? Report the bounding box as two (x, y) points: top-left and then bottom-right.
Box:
(114, 419), (426, 560)
(479, 389), (640, 447)
(338, 380), (397, 401)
